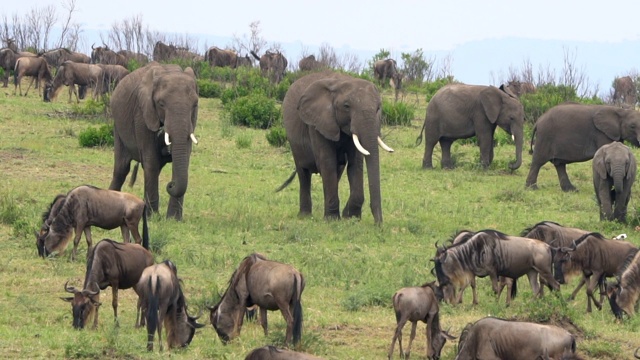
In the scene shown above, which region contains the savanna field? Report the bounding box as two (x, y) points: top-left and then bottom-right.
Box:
(1, 79), (640, 360)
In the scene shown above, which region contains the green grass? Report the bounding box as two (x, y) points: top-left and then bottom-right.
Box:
(0, 83), (639, 359)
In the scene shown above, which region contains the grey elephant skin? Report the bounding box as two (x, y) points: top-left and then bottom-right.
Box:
(419, 84), (524, 170)
(280, 71), (393, 225)
(592, 142), (637, 223)
(526, 103), (640, 191)
(109, 62), (199, 220)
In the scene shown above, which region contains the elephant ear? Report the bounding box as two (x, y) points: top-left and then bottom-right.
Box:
(594, 149), (608, 180)
(139, 66), (162, 132)
(627, 151), (637, 181)
(298, 79), (341, 141)
(479, 87), (501, 124)
(183, 67), (196, 79)
(500, 84), (517, 99)
(593, 108), (622, 140)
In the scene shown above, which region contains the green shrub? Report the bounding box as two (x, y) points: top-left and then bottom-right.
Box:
(197, 79), (222, 98)
(71, 98), (106, 116)
(126, 59), (142, 72)
(382, 99), (415, 126)
(520, 84), (604, 124)
(78, 123), (114, 147)
(274, 77), (291, 101)
(266, 126), (288, 147)
(227, 94), (281, 129)
(210, 66), (234, 82)
(422, 76), (455, 102)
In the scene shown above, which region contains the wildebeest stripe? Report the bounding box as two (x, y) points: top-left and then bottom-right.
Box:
(41, 194), (66, 224)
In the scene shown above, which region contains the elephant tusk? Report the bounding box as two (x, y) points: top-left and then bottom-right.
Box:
(378, 137), (394, 152)
(511, 134), (515, 141)
(190, 133), (198, 144)
(165, 132), (171, 146)
(352, 134), (370, 156)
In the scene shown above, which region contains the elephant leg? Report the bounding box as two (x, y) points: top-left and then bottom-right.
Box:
(297, 168), (313, 217)
(315, 147), (341, 220)
(614, 190), (628, 223)
(143, 162), (161, 214)
(477, 131), (494, 169)
(343, 151), (364, 219)
(597, 185), (613, 221)
(440, 140), (454, 169)
(422, 133), (438, 169)
(553, 162), (577, 192)
(109, 137), (132, 192)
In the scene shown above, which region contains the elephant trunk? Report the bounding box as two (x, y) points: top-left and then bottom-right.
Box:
(613, 167), (625, 195)
(167, 141), (191, 199)
(509, 124), (523, 170)
(358, 132), (382, 225)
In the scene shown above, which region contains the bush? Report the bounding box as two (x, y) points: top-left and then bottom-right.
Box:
(382, 99), (415, 126)
(78, 123), (114, 147)
(227, 94), (281, 129)
(520, 84), (604, 123)
(71, 98), (106, 117)
(197, 79), (222, 98)
(422, 77), (456, 102)
(235, 133), (252, 149)
(266, 126), (288, 147)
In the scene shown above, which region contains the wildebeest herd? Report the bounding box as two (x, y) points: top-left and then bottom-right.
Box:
(5, 36), (640, 358)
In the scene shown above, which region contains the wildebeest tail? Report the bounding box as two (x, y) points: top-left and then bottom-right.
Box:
(415, 120), (426, 147)
(128, 162), (140, 187)
(142, 205), (149, 250)
(275, 171), (296, 192)
(13, 58), (20, 87)
(529, 125), (537, 155)
(292, 273), (304, 345)
(250, 50), (261, 61)
(146, 276), (160, 351)
(511, 278), (518, 299)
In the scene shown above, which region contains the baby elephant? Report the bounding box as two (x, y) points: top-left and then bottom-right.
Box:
(388, 281), (455, 360)
(592, 142), (637, 223)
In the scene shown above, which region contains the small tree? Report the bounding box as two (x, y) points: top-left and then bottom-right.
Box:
(400, 48), (434, 85)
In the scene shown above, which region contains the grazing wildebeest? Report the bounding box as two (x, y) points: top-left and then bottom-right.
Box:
(250, 50), (288, 83)
(61, 238), (153, 329)
(13, 56), (52, 96)
(116, 49), (149, 66)
(96, 64), (130, 93)
(506, 80), (536, 98)
(91, 44), (127, 67)
(153, 41), (202, 63)
(298, 54), (320, 71)
(205, 46), (239, 68)
(455, 317), (581, 360)
(521, 221), (592, 299)
(554, 232), (638, 312)
(36, 185), (148, 261)
(39, 48), (90, 68)
(434, 230), (514, 305)
(136, 260), (205, 351)
(388, 281), (455, 360)
(43, 60), (105, 102)
(434, 230), (560, 305)
(0, 48), (37, 87)
(607, 249), (640, 319)
(208, 253), (304, 345)
(244, 346), (325, 360)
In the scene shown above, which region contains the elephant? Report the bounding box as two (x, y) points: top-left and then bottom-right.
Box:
(298, 54), (321, 71)
(278, 71), (394, 225)
(592, 142), (637, 223)
(417, 84), (525, 170)
(613, 76), (637, 106)
(250, 50), (288, 83)
(108, 62), (199, 220)
(526, 103), (640, 191)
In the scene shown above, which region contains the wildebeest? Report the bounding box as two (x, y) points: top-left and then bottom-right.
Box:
(250, 50), (288, 83)
(434, 230), (560, 305)
(506, 80), (536, 98)
(13, 56), (52, 96)
(613, 75), (637, 106)
(374, 58), (402, 94)
(39, 48), (90, 68)
(44, 60), (105, 102)
(91, 44), (127, 67)
(0, 48), (37, 87)
(434, 230), (514, 305)
(554, 232), (638, 312)
(388, 281), (455, 360)
(455, 317), (581, 360)
(137, 260), (205, 351)
(298, 54), (320, 71)
(607, 249), (640, 318)
(61, 238), (153, 329)
(96, 64), (130, 93)
(244, 346), (325, 360)
(116, 49), (149, 66)
(205, 46), (240, 68)
(36, 185), (148, 261)
(153, 41), (203, 63)
(521, 221), (591, 299)
(208, 253), (304, 345)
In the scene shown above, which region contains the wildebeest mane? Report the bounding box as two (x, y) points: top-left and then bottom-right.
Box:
(519, 220), (562, 237)
(448, 229), (475, 244)
(476, 229), (509, 240)
(41, 194), (66, 224)
(217, 253), (267, 305)
(617, 248), (640, 278)
(421, 280), (444, 302)
(572, 232), (605, 247)
(83, 239), (119, 289)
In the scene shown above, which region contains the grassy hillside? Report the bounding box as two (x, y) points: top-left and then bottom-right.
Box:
(0, 83), (639, 359)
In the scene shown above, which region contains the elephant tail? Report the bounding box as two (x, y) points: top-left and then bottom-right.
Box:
(275, 171), (296, 192)
(529, 126), (537, 155)
(415, 120), (426, 147)
(128, 162), (140, 187)
(250, 50), (261, 61)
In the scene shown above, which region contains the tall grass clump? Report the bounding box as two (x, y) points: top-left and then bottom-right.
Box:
(227, 94), (281, 129)
(78, 123), (114, 147)
(382, 99), (416, 126)
(197, 79), (222, 98)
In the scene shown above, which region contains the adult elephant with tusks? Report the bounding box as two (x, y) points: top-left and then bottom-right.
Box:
(526, 103), (640, 191)
(109, 62), (199, 221)
(417, 84), (525, 170)
(277, 71), (394, 225)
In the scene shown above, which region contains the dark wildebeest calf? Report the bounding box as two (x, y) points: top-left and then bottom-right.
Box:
(607, 249), (640, 319)
(137, 260), (204, 351)
(455, 317), (582, 360)
(61, 238), (153, 329)
(36, 185), (148, 261)
(388, 281), (455, 360)
(208, 253), (304, 345)
(434, 230), (560, 306)
(244, 346), (325, 360)
(554, 232), (638, 312)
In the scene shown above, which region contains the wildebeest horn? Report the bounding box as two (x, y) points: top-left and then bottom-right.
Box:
(435, 241), (439, 249)
(91, 43), (95, 50)
(634, 347), (640, 359)
(378, 137), (394, 152)
(82, 282), (100, 296)
(64, 281), (77, 293)
(353, 134), (370, 156)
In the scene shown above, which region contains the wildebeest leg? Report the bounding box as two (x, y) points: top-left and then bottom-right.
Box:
(569, 276), (586, 300)
(527, 271), (541, 298)
(553, 162), (576, 192)
(120, 225), (131, 243)
(471, 277), (478, 305)
(23, 77), (35, 96)
(388, 316), (407, 359)
(112, 286), (120, 326)
(278, 303), (295, 345)
(585, 274), (600, 312)
(83, 227), (93, 258)
(70, 226), (84, 261)
(405, 321), (417, 359)
(259, 306), (268, 336)
(92, 294), (100, 329)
